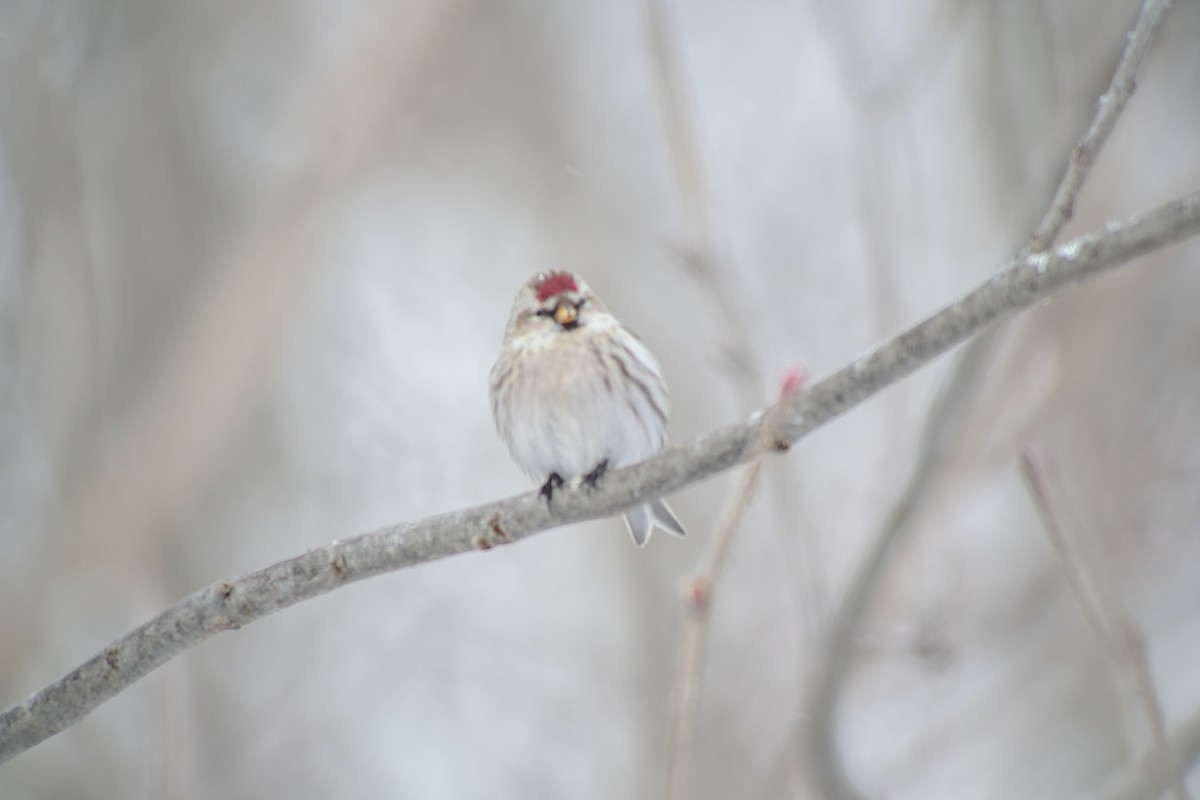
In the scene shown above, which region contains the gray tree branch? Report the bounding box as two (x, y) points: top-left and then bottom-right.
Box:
(665, 373), (802, 800)
(0, 184), (1197, 764)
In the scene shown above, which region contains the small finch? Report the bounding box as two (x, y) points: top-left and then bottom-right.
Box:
(489, 270), (686, 546)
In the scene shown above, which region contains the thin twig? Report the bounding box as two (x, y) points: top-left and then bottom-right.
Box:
(1020, 445), (1190, 800)
(0, 190), (1198, 763)
(665, 372), (804, 800)
(1027, 0), (1173, 252)
(664, 458), (766, 800)
(803, 4), (1177, 797)
(644, 0), (830, 688)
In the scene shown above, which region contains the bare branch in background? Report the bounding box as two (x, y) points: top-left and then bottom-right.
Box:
(56, 0), (466, 570)
(804, 332), (994, 799)
(643, 0), (762, 404)
(816, 0), (969, 113)
(665, 369), (805, 800)
(803, 3), (1177, 797)
(1021, 445), (1191, 800)
(817, 0), (969, 336)
(1, 184), (1198, 763)
(1096, 710), (1200, 800)
(644, 0), (829, 691)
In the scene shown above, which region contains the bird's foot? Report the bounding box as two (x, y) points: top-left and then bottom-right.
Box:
(583, 459), (609, 490)
(539, 473), (565, 504)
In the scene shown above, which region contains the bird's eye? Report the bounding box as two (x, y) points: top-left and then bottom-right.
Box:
(574, 299), (586, 310)
(534, 309), (552, 318)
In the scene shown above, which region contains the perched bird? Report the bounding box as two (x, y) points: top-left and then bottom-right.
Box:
(489, 270), (686, 546)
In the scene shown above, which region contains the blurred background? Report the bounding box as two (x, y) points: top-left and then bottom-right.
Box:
(2, 0), (1199, 797)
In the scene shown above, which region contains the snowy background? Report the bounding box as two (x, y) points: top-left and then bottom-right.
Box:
(2, 1), (1199, 797)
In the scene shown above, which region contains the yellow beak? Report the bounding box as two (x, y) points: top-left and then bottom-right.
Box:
(553, 302), (577, 326)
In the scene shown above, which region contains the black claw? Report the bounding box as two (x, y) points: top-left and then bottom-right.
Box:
(583, 459), (609, 490)
(539, 473), (565, 503)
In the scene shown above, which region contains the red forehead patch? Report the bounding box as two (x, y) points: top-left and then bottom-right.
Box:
(535, 272), (579, 302)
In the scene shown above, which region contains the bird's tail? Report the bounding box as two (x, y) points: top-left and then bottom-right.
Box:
(622, 499), (687, 547)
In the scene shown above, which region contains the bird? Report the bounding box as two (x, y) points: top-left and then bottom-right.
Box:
(489, 270), (686, 546)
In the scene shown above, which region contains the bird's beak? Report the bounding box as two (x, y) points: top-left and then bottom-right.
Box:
(553, 301), (577, 326)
